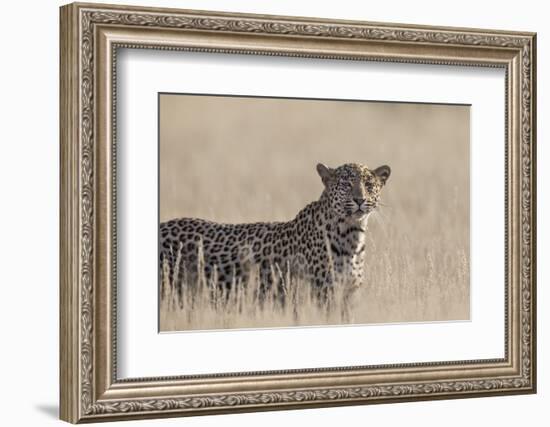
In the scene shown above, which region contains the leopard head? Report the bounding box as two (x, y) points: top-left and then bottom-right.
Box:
(316, 162), (390, 220)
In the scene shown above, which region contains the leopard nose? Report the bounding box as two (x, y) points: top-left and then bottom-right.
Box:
(353, 197), (365, 206)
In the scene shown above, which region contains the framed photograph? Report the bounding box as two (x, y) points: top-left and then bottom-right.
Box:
(60, 2), (537, 423)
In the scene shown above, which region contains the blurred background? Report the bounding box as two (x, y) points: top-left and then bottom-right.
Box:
(160, 94), (470, 324)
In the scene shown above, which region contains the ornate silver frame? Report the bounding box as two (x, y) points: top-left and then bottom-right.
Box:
(60, 2), (537, 423)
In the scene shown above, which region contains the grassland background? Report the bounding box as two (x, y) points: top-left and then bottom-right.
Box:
(159, 94), (470, 331)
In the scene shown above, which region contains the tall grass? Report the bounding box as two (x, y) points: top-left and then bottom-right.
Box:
(159, 247), (357, 331)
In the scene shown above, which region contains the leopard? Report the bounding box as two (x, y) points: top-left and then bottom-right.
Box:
(159, 162), (390, 315)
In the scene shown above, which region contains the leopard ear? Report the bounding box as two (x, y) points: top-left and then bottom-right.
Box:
(374, 165), (391, 185)
(316, 163), (334, 187)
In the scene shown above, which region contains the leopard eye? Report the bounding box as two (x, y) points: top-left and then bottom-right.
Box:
(340, 182), (352, 190)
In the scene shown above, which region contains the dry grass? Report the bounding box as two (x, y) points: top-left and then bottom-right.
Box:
(159, 253), (357, 331)
(159, 95), (470, 331)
